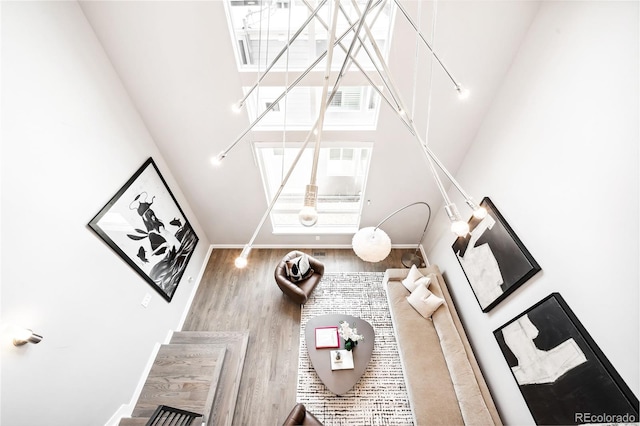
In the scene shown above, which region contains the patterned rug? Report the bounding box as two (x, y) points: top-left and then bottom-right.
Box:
(297, 272), (414, 425)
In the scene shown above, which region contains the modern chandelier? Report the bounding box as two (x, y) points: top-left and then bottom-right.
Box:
(214, 0), (486, 268)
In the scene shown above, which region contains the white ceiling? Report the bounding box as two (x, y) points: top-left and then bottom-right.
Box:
(79, 0), (540, 247)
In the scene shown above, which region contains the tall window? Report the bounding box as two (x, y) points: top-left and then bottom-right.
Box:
(224, 0), (395, 72)
(255, 142), (372, 233)
(244, 86), (380, 130)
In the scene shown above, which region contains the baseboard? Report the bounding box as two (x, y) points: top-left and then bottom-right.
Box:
(104, 403), (133, 426)
(210, 243), (423, 249)
(210, 243), (355, 249)
(104, 343), (161, 426)
(419, 245), (430, 266)
(177, 244), (214, 330)
(209, 244), (429, 266)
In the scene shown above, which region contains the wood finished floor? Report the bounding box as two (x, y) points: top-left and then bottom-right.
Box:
(182, 248), (412, 426)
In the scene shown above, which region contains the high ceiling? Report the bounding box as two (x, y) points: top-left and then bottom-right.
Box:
(79, 0), (540, 247)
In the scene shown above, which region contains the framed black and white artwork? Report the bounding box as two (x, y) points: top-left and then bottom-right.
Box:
(452, 197), (540, 312)
(88, 157), (199, 302)
(494, 293), (639, 425)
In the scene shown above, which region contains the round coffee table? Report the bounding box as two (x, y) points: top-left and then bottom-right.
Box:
(304, 314), (375, 395)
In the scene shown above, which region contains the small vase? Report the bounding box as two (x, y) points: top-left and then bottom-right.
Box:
(345, 338), (358, 351)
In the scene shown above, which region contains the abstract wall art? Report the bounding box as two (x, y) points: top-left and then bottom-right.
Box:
(494, 293), (639, 425)
(452, 197), (540, 312)
(88, 157), (199, 302)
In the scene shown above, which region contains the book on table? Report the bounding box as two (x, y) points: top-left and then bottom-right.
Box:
(330, 350), (354, 370)
(315, 326), (339, 349)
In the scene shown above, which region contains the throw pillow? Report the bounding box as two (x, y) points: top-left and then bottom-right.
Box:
(413, 275), (432, 290)
(407, 282), (445, 318)
(401, 264), (425, 292)
(285, 254), (314, 283)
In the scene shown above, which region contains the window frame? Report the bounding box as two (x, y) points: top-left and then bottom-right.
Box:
(253, 141), (373, 234)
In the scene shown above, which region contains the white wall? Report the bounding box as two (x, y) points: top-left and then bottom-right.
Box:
(425, 2), (639, 424)
(0, 2), (211, 425)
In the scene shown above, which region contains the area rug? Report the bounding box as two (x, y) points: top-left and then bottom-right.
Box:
(297, 272), (414, 425)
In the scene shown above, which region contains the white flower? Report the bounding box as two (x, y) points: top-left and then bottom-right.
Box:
(338, 320), (363, 342)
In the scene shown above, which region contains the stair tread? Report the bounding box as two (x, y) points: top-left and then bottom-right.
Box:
(133, 398), (210, 413)
(118, 418), (149, 426)
(132, 345), (225, 419)
(170, 331), (249, 426)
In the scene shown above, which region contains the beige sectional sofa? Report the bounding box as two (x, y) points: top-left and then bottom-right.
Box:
(384, 266), (502, 426)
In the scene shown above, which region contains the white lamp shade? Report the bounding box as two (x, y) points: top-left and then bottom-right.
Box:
(352, 227), (392, 262)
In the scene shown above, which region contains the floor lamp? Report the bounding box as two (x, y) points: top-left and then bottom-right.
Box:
(352, 201), (431, 266)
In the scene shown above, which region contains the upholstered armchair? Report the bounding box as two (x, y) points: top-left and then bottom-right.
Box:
(282, 403), (323, 426)
(274, 250), (325, 305)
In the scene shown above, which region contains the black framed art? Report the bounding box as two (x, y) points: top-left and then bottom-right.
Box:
(452, 197), (540, 312)
(494, 293), (638, 425)
(88, 157), (199, 302)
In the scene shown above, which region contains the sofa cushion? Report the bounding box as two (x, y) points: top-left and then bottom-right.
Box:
(401, 264), (424, 292)
(413, 275), (432, 291)
(286, 254), (314, 282)
(407, 282), (444, 318)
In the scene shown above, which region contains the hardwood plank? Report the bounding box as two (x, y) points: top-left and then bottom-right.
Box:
(182, 248), (413, 425)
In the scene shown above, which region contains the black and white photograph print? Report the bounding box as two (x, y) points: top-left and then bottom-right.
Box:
(451, 197), (540, 312)
(494, 293), (639, 425)
(88, 157), (199, 302)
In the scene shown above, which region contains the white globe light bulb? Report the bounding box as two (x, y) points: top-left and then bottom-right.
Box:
(299, 206), (318, 227)
(451, 220), (470, 237)
(456, 86), (470, 100)
(473, 206), (488, 220)
(231, 102), (243, 113)
(234, 256), (248, 269)
(210, 151), (226, 166)
(234, 245), (251, 269)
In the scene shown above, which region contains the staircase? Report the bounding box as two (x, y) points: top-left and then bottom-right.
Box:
(119, 331), (249, 426)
